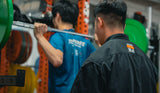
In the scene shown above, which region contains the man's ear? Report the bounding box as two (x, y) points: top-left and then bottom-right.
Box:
(56, 13), (62, 22)
(97, 17), (104, 28)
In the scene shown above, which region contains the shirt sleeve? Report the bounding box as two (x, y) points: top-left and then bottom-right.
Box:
(49, 33), (64, 52)
(71, 62), (104, 93)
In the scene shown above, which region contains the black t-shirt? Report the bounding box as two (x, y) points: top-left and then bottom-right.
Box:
(71, 34), (157, 93)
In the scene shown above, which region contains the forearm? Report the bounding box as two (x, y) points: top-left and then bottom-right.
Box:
(37, 36), (63, 67)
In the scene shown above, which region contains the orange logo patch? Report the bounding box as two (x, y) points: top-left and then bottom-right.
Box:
(126, 43), (135, 53)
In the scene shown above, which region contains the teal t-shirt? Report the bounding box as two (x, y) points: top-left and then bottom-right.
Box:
(48, 29), (95, 93)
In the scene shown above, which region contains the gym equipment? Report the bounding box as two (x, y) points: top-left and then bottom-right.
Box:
(6, 31), (32, 64)
(0, 0), (94, 50)
(124, 19), (148, 53)
(8, 64), (37, 93)
(0, 0), (149, 54)
(0, 70), (25, 87)
(37, 32), (53, 93)
(12, 21), (94, 39)
(0, 0), (13, 50)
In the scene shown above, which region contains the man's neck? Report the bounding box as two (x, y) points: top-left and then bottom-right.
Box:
(58, 23), (73, 30)
(103, 28), (124, 44)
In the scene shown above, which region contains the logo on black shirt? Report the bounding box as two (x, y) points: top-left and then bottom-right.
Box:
(126, 43), (135, 53)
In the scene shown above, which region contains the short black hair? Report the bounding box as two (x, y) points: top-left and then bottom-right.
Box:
(52, 0), (79, 26)
(94, 0), (127, 28)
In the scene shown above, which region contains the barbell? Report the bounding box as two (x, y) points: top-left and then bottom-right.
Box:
(12, 21), (94, 39)
(0, 0), (94, 50)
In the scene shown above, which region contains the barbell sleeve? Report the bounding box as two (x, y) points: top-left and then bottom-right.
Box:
(12, 21), (94, 39)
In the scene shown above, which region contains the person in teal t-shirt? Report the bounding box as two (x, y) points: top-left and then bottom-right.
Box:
(34, 0), (95, 93)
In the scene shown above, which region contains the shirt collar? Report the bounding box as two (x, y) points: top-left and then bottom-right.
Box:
(63, 29), (75, 32)
(105, 34), (129, 43)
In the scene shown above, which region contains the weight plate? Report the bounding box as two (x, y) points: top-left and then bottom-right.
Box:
(8, 64), (37, 93)
(0, 0), (8, 48)
(124, 19), (148, 53)
(0, 0), (13, 49)
(6, 31), (32, 64)
(6, 31), (22, 63)
(14, 31), (27, 64)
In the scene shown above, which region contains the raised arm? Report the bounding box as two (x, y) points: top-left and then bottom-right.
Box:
(34, 23), (63, 68)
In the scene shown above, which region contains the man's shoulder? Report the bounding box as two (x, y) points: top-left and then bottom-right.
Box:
(50, 33), (63, 38)
(82, 38), (142, 65)
(83, 45), (111, 65)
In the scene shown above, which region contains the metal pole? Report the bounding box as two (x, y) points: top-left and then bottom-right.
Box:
(147, 6), (152, 57)
(147, 6), (152, 39)
(12, 21), (94, 39)
(158, 23), (160, 93)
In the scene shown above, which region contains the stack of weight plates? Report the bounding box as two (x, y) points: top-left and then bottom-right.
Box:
(6, 31), (32, 64)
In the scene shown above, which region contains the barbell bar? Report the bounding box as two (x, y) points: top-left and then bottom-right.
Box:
(12, 21), (94, 39)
